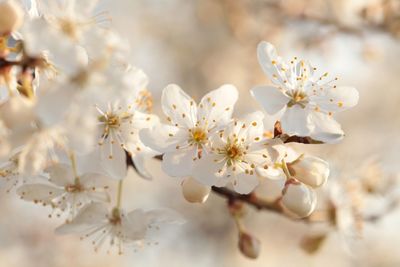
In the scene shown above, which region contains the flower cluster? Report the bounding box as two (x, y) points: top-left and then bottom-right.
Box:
(0, 0), (361, 258)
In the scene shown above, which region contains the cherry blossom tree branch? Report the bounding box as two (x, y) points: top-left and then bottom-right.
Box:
(211, 186), (283, 213)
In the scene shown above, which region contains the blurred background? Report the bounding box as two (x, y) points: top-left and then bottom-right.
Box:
(2, 0), (400, 266)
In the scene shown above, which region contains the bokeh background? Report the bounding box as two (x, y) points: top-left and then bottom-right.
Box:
(2, 0), (400, 266)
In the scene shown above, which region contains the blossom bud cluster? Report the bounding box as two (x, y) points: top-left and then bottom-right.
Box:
(0, 0), (359, 256)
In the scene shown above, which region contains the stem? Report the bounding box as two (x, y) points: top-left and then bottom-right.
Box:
(233, 214), (245, 232)
(68, 150), (80, 183)
(281, 159), (291, 180)
(116, 180), (123, 209)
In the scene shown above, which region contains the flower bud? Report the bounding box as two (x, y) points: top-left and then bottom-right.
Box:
(281, 182), (317, 218)
(238, 232), (261, 259)
(0, 1), (24, 35)
(181, 177), (211, 203)
(0, 95), (35, 129)
(288, 155), (329, 188)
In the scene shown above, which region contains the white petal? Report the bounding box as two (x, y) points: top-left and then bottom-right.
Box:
(17, 183), (63, 204)
(100, 142), (127, 180)
(197, 84), (238, 129)
(45, 163), (73, 187)
(238, 111), (265, 141)
(161, 84), (196, 128)
(145, 208), (186, 225)
(55, 203), (108, 234)
(281, 105), (311, 136)
(161, 148), (196, 177)
(308, 112), (344, 143)
(192, 154), (225, 187)
(139, 124), (186, 153)
(256, 165), (286, 180)
(124, 209), (148, 240)
(130, 153), (155, 180)
(80, 173), (110, 188)
(233, 173), (259, 194)
(311, 86), (359, 113)
(257, 41), (287, 86)
(251, 86), (289, 115)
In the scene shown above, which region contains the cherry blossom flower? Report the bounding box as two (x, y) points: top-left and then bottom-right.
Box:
(140, 84), (238, 178)
(95, 103), (156, 179)
(17, 163), (110, 217)
(55, 202), (184, 254)
(191, 112), (273, 194)
(251, 41), (359, 143)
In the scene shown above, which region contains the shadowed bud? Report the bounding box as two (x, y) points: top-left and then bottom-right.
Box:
(282, 182), (317, 218)
(0, 1), (23, 35)
(181, 177), (211, 203)
(300, 234), (327, 254)
(288, 155), (329, 188)
(238, 232), (261, 259)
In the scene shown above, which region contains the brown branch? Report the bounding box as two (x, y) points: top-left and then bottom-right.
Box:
(211, 186), (283, 213)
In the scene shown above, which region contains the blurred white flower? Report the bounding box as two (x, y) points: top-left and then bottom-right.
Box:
(38, 0), (108, 42)
(0, 151), (27, 192)
(17, 163), (110, 217)
(55, 202), (184, 254)
(192, 112), (270, 194)
(140, 84), (238, 178)
(251, 41), (359, 143)
(0, 0), (24, 35)
(21, 18), (88, 76)
(326, 179), (363, 252)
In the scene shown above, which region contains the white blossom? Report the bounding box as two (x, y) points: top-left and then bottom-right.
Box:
(192, 112), (272, 194)
(55, 203), (184, 254)
(17, 163), (110, 217)
(140, 84), (238, 178)
(251, 41), (359, 143)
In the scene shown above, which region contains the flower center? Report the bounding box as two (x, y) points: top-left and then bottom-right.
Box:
(109, 208), (122, 225)
(65, 183), (83, 193)
(225, 144), (243, 161)
(287, 90), (308, 108)
(99, 113), (120, 129)
(58, 18), (79, 40)
(191, 128), (207, 144)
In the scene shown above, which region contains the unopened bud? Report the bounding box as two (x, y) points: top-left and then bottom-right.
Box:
(181, 177), (211, 203)
(0, 1), (24, 35)
(238, 232), (261, 259)
(288, 155), (329, 188)
(281, 182), (317, 218)
(0, 95), (35, 129)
